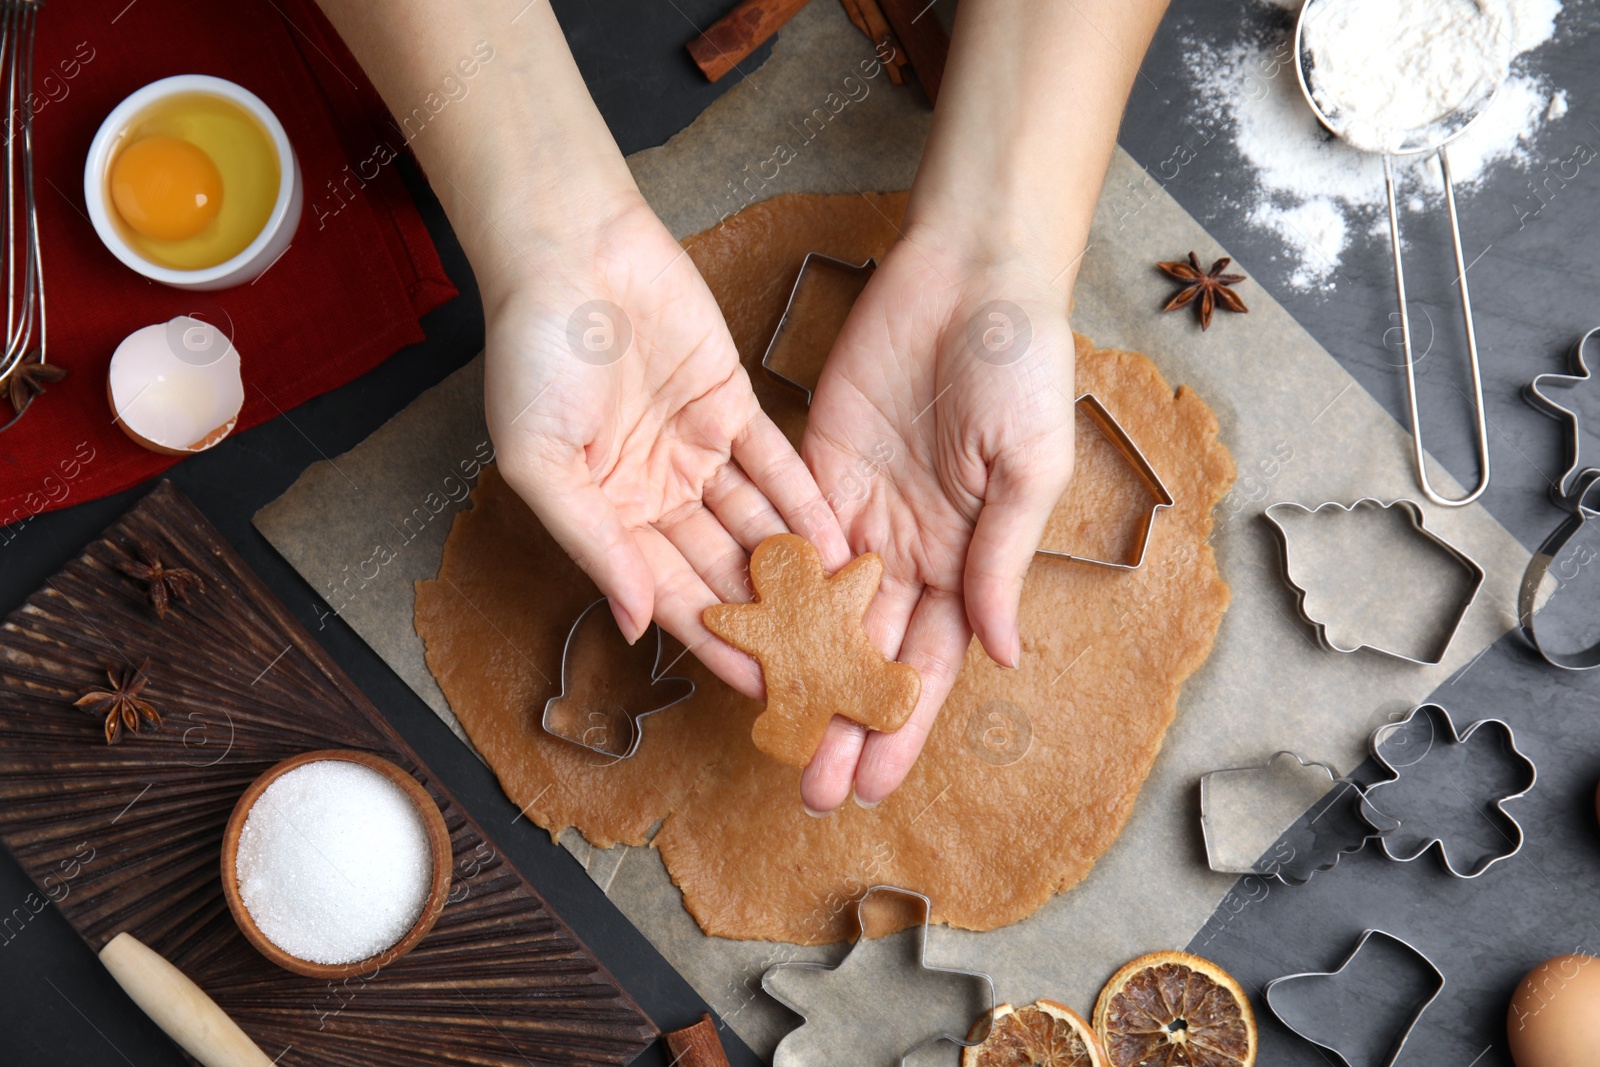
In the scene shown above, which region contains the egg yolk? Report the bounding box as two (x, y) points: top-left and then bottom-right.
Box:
(110, 137), (224, 242)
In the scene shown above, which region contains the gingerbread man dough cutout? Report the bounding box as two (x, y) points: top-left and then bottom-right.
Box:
(703, 533), (921, 766)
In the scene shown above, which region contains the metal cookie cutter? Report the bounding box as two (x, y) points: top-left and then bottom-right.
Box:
(762, 885), (996, 1067)
(540, 597), (696, 760)
(1523, 325), (1600, 505)
(761, 252), (877, 404)
(1294, 0), (1506, 507)
(763, 256), (1174, 572)
(1263, 498), (1486, 666)
(1265, 929), (1445, 1067)
(1199, 752), (1394, 886)
(1359, 702), (1535, 878)
(1035, 393), (1175, 570)
(1518, 469), (1600, 670)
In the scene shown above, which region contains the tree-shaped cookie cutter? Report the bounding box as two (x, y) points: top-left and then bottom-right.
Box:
(1518, 469), (1600, 671)
(762, 885), (996, 1067)
(1523, 324), (1600, 505)
(1359, 703), (1536, 878)
(1198, 752), (1394, 886)
(1263, 498), (1485, 666)
(540, 597), (696, 760)
(1264, 928), (1445, 1067)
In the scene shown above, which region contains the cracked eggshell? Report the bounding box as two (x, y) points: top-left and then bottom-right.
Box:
(108, 316), (243, 455)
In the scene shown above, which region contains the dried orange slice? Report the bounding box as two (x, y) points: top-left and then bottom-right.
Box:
(1092, 951), (1256, 1067)
(962, 1000), (1106, 1067)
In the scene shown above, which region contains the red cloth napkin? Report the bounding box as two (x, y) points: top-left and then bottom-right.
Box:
(0, 0), (456, 527)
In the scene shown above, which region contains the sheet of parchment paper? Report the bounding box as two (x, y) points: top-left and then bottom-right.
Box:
(255, 2), (1530, 1060)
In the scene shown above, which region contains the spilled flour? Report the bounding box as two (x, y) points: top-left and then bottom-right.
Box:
(1185, 0), (1571, 291)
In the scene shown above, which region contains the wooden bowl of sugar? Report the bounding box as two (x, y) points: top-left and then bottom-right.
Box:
(221, 749), (452, 979)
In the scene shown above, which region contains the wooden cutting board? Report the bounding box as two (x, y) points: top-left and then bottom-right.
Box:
(0, 481), (657, 1066)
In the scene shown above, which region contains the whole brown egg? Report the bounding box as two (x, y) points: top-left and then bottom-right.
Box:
(1507, 954), (1600, 1067)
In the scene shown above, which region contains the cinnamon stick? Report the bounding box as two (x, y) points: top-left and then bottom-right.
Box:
(876, 0), (949, 104)
(846, 0), (908, 85)
(688, 0), (812, 83)
(662, 1014), (731, 1067)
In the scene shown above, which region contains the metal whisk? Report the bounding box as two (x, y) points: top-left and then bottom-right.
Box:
(0, 0), (47, 434)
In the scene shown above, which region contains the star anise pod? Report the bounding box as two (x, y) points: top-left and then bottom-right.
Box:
(1158, 252), (1249, 331)
(5, 354), (67, 416)
(116, 539), (202, 619)
(74, 659), (162, 745)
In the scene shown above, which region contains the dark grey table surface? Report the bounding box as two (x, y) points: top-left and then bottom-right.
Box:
(2, 2), (1597, 1065)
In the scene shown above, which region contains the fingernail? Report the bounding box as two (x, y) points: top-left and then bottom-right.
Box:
(803, 803), (832, 819)
(608, 598), (642, 645)
(1006, 634), (1022, 669)
(852, 792), (879, 810)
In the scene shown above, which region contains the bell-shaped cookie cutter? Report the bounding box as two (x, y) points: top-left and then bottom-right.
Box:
(761, 252), (877, 404)
(1359, 702), (1536, 878)
(1518, 469), (1600, 670)
(1263, 498), (1486, 666)
(1198, 751), (1394, 886)
(1264, 928), (1445, 1067)
(762, 885), (995, 1067)
(1523, 325), (1600, 506)
(540, 597), (696, 760)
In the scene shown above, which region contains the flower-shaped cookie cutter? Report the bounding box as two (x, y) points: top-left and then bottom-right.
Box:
(762, 885), (995, 1067)
(1518, 469), (1600, 671)
(1359, 703), (1536, 878)
(540, 597), (696, 760)
(1263, 498), (1486, 666)
(1264, 928), (1445, 1067)
(1523, 324), (1600, 506)
(1199, 752), (1395, 886)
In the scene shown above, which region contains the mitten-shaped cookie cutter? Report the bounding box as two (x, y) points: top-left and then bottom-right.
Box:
(540, 598), (696, 760)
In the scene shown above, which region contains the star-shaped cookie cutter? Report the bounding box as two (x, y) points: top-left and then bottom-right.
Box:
(1263, 498), (1486, 666)
(1198, 752), (1394, 886)
(1359, 703), (1536, 879)
(1518, 468), (1600, 670)
(761, 885), (995, 1067)
(540, 597), (696, 760)
(1523, 325), (1600, 505)
(1264, 929), (1445, 1067)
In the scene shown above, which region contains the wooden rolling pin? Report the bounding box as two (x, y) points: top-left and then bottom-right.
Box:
(99, 933), (274, 1067)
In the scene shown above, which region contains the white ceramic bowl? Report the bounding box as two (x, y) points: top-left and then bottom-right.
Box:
(84, 75), (303, 291)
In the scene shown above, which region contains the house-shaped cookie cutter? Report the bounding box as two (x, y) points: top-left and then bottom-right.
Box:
(1263, 498), (1485, 666)
(761, 252), (877, 404)
(1035, 392), (1175, 570)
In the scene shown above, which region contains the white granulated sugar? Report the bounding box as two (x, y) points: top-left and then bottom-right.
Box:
(236, 760), (433, 965)
(1184, 0), (1567, 291)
